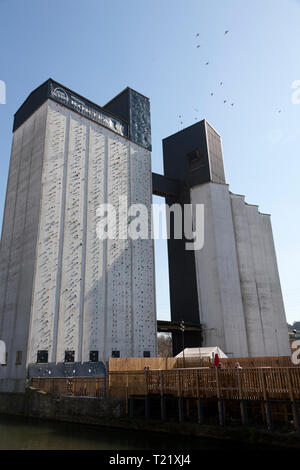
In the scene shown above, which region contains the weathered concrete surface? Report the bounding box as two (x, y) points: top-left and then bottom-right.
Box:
(0, 104), (48, 390)
(260, 214), (290, 356)
(0, 392), (26, 416)
(191, 183), (249, 357)
(190, 182), (290, 358)
(230, 194), (266, 357)
(0, 390), (125, 424)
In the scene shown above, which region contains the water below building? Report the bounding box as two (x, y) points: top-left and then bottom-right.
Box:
(0, 414), (263, 450)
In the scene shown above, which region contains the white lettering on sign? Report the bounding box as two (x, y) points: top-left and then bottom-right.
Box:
(50, 85), (126, 137)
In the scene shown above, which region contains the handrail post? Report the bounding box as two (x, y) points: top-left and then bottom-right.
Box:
(260, 369), (273, 431)
(216, 368), (225, 426)
(125, 372), (129, 415)
(196, 370), (204, 424)
(145, 369), (150, 419)
(287, 368), (300, 433)
(177, 370), (184, 423)
(237, 369), (247, 425)
(104, 368), (107, 398)
(159, 370), (166, 421)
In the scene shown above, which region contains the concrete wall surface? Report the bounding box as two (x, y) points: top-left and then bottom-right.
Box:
(191, 182), (289, 357)
(0, 103), (48, 385)
(0, 98), (157, 392)
(191, 183), (248, 357)
(0, 390), (125, 424)
(230, 194), (266, 357)
(28, 101), (157, 364)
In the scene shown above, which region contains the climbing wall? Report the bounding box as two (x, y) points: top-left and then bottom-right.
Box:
(130, 145), (157, 356)
(57, 113), (88, 362)
(28, 100), (156, 364)
(83, 123), (107, 361)
(29, 101), (69, 363)
(105, 135), (132, 357)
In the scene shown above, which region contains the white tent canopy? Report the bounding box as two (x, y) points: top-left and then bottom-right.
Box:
(176, 346), (228, 359)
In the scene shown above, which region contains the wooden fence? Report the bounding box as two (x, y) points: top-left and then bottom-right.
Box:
(29, 366), (300, 431)
(29, 367), (300, 430)
(30, 359), (300, 401)
(108, 367), (300, 401)
(175, 355), (299, 369)
(31, 368), (300, 401)
(108, 356), (299, 371)
(30, 377), (106, 398)
(109, 357), (177, 371)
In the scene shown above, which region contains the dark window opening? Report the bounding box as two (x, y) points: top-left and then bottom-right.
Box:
(112, 350), (120, 358)
(89, 350), (99, 362)
(37, 350), (48, 363)
(143, 351), (151, 358)
(187, 148), (206, 171)
(65, 350), (75, 363)
(16, 351), (22, 365)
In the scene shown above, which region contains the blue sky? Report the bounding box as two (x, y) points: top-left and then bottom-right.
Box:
(0, 0), (299, 324)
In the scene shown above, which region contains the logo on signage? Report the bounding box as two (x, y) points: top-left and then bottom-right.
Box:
(49, 83), (126, 137)
(51, 87), (69, 104)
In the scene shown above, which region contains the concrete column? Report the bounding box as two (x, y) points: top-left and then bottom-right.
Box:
(191, 183), (248, 357)
(130, 144), (157, 357)
(105, 135), (132, 358)
(246, 205), (276, 356)
(82, 123), (107, 362)
(0, 103), (48, 390)
(260, 214), (290, 356)
(230, 194), (265, 356)
(190, 183), (226, 352)
(29, 101), (69, 364)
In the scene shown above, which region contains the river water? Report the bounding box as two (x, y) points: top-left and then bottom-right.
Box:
(0, 414), (258, 450)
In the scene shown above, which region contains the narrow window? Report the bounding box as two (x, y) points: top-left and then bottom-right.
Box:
(89, 351), (99, 362)
(16, 351), (22, 365)
(143, 351), (151, 358)
(37, 350), (48, 364)
(65, 350), (75, 363)
(112, 350), (120, 358)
